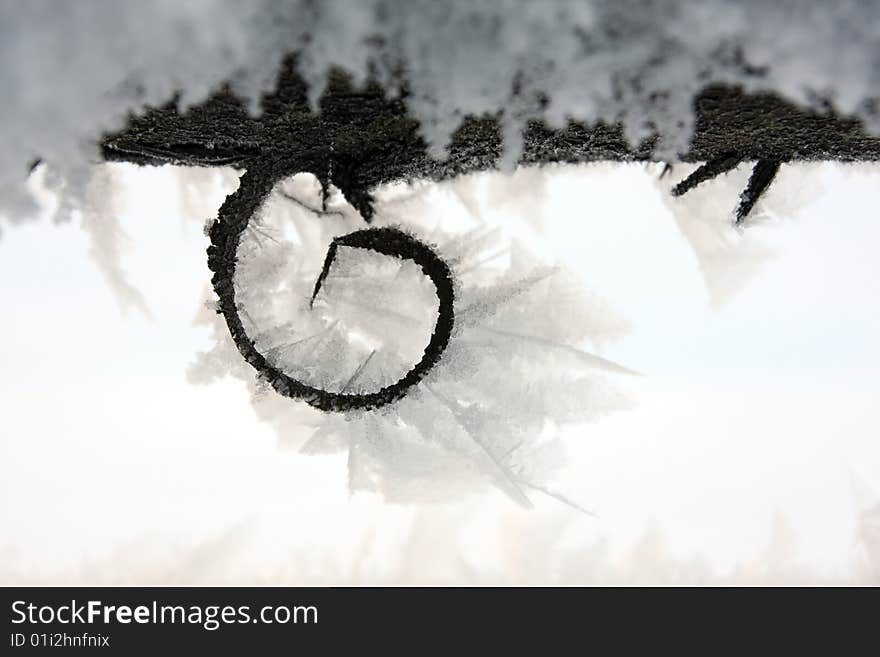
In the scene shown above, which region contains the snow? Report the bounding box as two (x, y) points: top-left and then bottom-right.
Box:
(3, 2), (880, 582)
(3, 1), (880, 226)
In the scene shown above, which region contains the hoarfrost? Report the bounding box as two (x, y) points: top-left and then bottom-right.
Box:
(190, 169), (633, 504)
(4, 1), (880, 225)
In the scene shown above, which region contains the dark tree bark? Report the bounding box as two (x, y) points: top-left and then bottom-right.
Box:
(99, 56), (880, 411)
(102, 56), (880, 223)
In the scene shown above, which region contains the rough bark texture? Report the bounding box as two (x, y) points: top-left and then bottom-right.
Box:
(100, 55), (880, 411)
(102, 57), (880, 220)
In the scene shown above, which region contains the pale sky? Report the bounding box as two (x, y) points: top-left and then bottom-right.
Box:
(1, 161), (878, 584)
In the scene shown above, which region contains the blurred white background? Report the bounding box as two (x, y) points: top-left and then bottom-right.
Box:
(1, 161), (878, 584)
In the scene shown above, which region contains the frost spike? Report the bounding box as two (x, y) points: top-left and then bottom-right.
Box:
(736, 159), (781, 223)
(671, 152), (743, 197)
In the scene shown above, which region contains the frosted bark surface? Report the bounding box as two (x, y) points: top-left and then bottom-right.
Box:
(3, 1), (880, 225)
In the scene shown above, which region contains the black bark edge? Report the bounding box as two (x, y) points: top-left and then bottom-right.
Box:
(207, 158), (455, 412)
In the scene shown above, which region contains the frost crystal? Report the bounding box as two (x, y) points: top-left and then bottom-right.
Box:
(190, 171), (632, 503)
